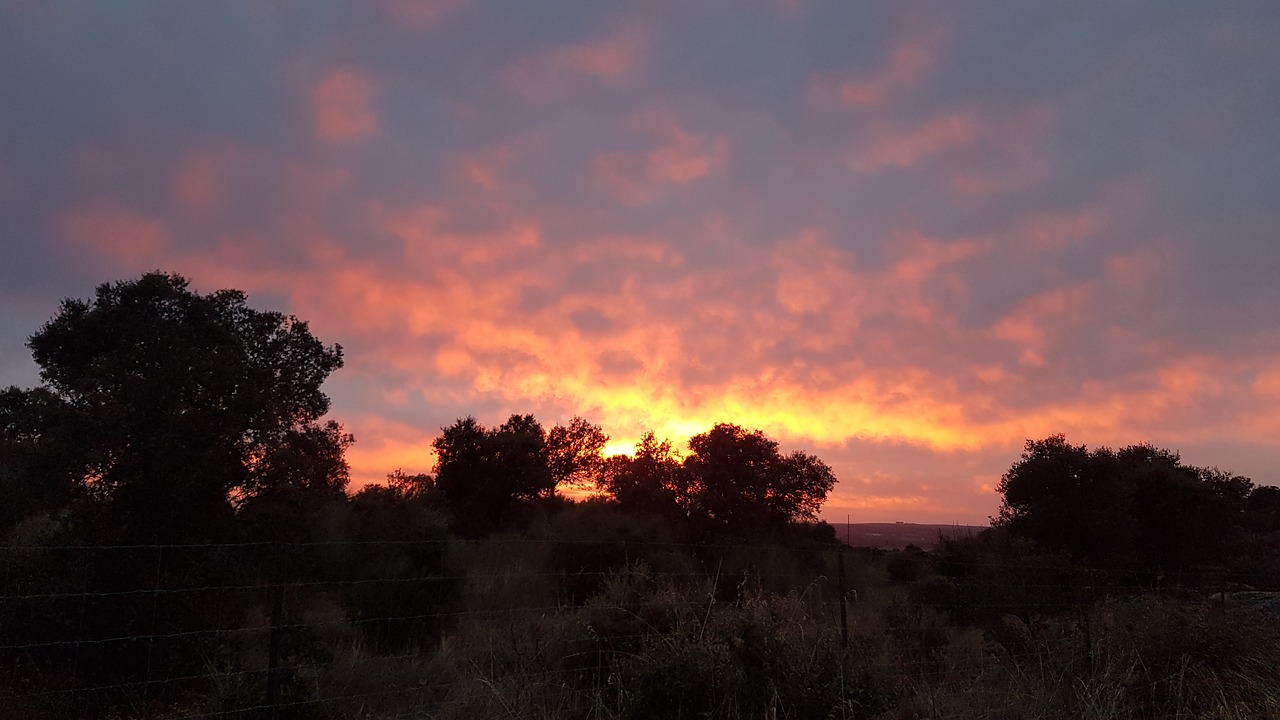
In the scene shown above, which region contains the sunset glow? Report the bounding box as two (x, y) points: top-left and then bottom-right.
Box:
(3, 2), (1278, 523)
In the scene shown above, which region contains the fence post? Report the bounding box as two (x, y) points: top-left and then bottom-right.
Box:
(144, 545), (165, 705)
(837, 550), (848, 650)
(266, 583), (284, 719)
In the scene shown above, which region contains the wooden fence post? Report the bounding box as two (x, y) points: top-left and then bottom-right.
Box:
(267, 583), (284, 719)
(838, 550), (848, 650)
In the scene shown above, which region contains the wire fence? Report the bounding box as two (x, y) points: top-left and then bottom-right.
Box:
(0, 537), (1273, 719)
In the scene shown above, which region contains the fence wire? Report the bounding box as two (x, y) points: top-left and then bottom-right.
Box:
(0, 537), (1271, 719)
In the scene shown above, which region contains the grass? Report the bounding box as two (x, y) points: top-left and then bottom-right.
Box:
(6, 524), (1280, 719)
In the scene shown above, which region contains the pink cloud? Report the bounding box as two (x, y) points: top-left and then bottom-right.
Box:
(342, 414), (442, 485)
(173, 145), (253, 214)
(58, 201), (169, 267)
(174, 202), (1280, 514)
(553, 26), (644, 83)
(947, 105), (1054, 199)
(810, 38), (937, 111)
(449, 134), (548, 195)
(990, 283), (1095, 367)
(381, 0), (460, 28)
(593, 111), (729, 204)
(380, 203), (541, 269)
(570, 235), (682, 266)
(772, 231), (862, 317)
(773, 0), (804, 20)
(455, 148), (513, 192)
(841, 42), (933, 108)
(506, 26), (646, 97)
(1105, 244), (1179, 294)
(312, 69), (378, 141)
(848, 112), (976, 173)
(175, 152), (225, 211)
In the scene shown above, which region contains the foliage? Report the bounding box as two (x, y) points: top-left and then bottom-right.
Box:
(0, 387), (83, 531)
(5, 272), (1280, 718)
(433, 414), (608, 533)
(598, 432), (690, 519)
(17, 271), (346, 543)
(596, 425), (838, 536)
(545, 416), (609, 487)
(684, 422), (836, 533)
(994, 435), (1253, 569)
(433, 414), (551, 532)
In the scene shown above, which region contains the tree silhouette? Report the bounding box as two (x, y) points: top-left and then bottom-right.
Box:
(995, 435), (1251, 569)
(433, 414), (551, 531)
(599, 432), (690, 519)
(21, 271), (346, 542)
(994, 436), (1135, 564)
(0, 387), (86, 533)
(433, 414), (610, 532)
(684, 423), (835, 533)
(546, 416), (608, 487)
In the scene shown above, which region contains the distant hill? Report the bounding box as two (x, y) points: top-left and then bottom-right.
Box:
(832, 522), (986, 550)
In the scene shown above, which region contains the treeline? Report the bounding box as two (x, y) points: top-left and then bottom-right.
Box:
(0, 273), (842, 715)
(993, 435), (1280, 581)
(403, 415), (835, 538)
(0, 272), (834, 549)
(2, 272), (1279, 718)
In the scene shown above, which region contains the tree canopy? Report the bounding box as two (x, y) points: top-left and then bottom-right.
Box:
(994, 435), (1255, 569)
(599, 432), (690, 520)
(684, 423), (836, 532)
(10, 271), (348, 541)
(594, 423), (836, 534)
(433, 414), (608, 532)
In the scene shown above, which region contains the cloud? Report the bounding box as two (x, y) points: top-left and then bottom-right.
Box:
(840, 41), (934, 108)
(313, 69), (378, 141)
(4, 2), (1280, 525)
(848, 112), (976, 173)
(381, 0), (461, 28)
(506, 25), (647, 97)
(990, 283), (1094, 367)
(593, 110), (730, 204)
(173, 145), (255, 215)
(58, 202), (169, 268)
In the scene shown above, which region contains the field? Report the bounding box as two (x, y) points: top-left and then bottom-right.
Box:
(833, 522), (985, 550)
(4, 508), (1278, 719)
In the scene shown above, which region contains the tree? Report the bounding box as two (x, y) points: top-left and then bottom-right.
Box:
(432, 414), (610, 532)
(683, 423), (836, 533)
(385, 468), (440, 503)
(599, 432), (690, 519)
(433, 414), (552, 531)
(995, 435), (1248, 569)
(994, 436), (1135, 563)
(18, 271), (347, 542)
(0, 387), (85, 532)
(546, 416), (608, 487)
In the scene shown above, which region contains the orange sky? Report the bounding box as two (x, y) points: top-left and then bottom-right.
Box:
(2, 2), (1279, 523)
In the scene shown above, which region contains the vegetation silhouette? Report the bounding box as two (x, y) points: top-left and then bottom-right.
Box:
(1, 272), (1278, 718)
(15, 271), (347, 544)
(995, 434), (1279, 573)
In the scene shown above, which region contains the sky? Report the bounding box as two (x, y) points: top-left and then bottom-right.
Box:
(2, 1), (1278, 524)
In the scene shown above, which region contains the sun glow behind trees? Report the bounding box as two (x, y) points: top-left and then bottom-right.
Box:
(3, 3), (1280, 523)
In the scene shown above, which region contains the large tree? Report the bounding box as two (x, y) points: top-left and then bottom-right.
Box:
(433, 414), (607, 532)
(0, 386), (85, 531)
(994, 435), (1251, 569)
(433, 414), (552, 531)
(16, 271), (347, 542)
(599, 432), (691, 519)
(683, 423), (836, 533)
